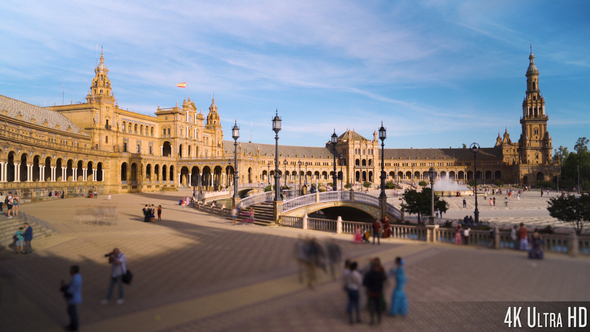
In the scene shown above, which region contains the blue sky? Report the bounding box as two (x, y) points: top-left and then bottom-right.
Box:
(0, 0), (589, 152)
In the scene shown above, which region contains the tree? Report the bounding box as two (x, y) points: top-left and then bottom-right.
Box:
(462, 143), (467, 149)
(385, 181), (396, 189)
(547, 194), (590, 235)
(574, 137), (589, 154)
(553, 146), (569, 164)
(401, 188), (448, 223)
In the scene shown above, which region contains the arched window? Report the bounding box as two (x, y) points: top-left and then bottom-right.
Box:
(122, 122), (126, 132)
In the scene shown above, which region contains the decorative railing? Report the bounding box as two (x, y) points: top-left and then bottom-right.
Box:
(238, 192), (273, 209)
(281, 216), (302, 228)
(341, 220), (372, 234)
(390, 224), (427, 241)
(307, 218), (337, 232)
(283, 193), (317, 211)
(353, 192), (380, 206)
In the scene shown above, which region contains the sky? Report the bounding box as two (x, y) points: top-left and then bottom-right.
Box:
(0, 0), (589, 152)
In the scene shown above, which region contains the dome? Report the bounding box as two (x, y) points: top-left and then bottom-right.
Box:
(526, 50), (539, 76)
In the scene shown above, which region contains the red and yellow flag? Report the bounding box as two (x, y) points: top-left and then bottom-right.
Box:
(177, 82), (186, 88)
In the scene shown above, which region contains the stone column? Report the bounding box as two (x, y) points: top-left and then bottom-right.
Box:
(101, 169), (104, 182)
(40, 166), (45, 182)
(27, 164), (32, 182)
(92, 171), (97, 182)
(14, 163), (20, 182)
(51, 166), (56, 182)
(72, 168), (78, 182)
(302, 213), (308, 230)
(161, 146), (163, 156)
(425, 224), (439, 243)
(62, 167), (67, 181)
(336, 216), (342, 234)
(83, 168), (88, 181)
(188, 173), (192, 186)
(0, 162), (5, 182)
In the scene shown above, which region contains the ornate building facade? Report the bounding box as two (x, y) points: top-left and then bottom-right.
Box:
(0, 50), (558, 198)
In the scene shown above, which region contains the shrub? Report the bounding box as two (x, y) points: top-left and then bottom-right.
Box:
(385, 181), (396, 189)
(264, 185), (272, 192)
(363, 182), (372, 188)
(344, 183), (351, 189)
(419, 180), (428, 187)
(495, 180), (504, 187)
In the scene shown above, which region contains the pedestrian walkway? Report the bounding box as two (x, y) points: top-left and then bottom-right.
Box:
(0, 190), (588, 331)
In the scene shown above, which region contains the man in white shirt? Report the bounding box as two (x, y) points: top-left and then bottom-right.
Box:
(101, 248), (127, 305)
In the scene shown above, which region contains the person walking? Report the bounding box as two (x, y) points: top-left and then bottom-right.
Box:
(344, 262), (362, 324)
(511, 225), (519, 249)
(504, 197), (508, 207)
(6, 191), (13, 218)
(13, 193), (20, 217)
(101, 248), (127, 305)
(518, 223), (529, 251)
(462, 226), (470, 245)
(493, 197), (496, 206)
(326, 239), (342, 280)
(61, 265), (82, 332)
(15, 227), (24, 254)
(0, 191), (4, 213)
(157, 205), (162, 222)
(372, 218), (381, 245)
(23, 223), (33, 254)
(363, 259), (387, 325)
(231, 205), (237, 226)
(462, 198), (466, 208)
(389, 257), (408, 317)
(454, 225), (463, 245)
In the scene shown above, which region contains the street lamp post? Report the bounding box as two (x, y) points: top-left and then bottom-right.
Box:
(470, 142), (480, 224)
(339, 155), (343, 191)
(192, 174), (196, 199)
(378, 122), (387, 220)
(283, 159), (288, 189)
(267, 161), (271, 187)
(331, 130), (338, 191)
(298, 160), (302, 195)
(429, 167), (436, 225)
(272, 110), (282, 202)
(198, 172), (203, 203)
(232, 121), (240, 206)
(305, 163), (308, 185)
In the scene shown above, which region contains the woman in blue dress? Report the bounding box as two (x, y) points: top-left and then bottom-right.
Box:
(389, 256), (408, 316)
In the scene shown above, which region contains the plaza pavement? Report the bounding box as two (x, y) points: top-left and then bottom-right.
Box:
(0, 189), (589, 332)
(385, 189), (577, 231)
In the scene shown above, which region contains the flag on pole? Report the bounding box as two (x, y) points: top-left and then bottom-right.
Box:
(177, 82), (187, 88)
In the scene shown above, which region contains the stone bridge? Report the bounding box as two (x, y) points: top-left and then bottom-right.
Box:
(239, 190), (402, 222)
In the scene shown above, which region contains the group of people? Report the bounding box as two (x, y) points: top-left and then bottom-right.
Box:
(12, 223), (33, 254)
(344, 256), (408, 325)
(142, 204), (162, 222)
(60, 247), (130, 331)
(454, 225), (470, 245)
(0, 191), (20, 218)
(294, 237), (343, 287)
(511, 223), (544, 259)
(355, 216), (393, 245)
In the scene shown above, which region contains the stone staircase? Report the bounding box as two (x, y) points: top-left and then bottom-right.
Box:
(237, 202), (274, 226)
(0, 212), (55, 249)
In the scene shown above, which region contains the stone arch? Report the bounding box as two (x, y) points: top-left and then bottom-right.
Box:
(140, 125), (144, 135)
(87, 161), (94, 182)
(202, 166), (211, 188)
(122, 121), (126, 132)
(213, 165), (223, 189)
(19, 153), (28, 182)
(458, 171), (465, 180)
(475, 171), (481, 180)
(77, 160), (84, 182)
(191, 166), (200, 186)
(494, 170), (502, 180)
(55, 158), (64, 181)
(44, 157), (52, 182)
(362, 159), (367, 166)
(440, 171), (447, 179)
(356, 171), (360, 182)
(121, 162), (128, 182)
(162, 165), (167, 181)
(169, 165), (174, 184)
(362, 171), (367, 182)
(97, 162), (104, 181)
(154, 164), (160, 181)
(33, 155), (41, 181)
(322, 171), (328, 180)
(146, 164), (152, 181)
(485, 170), (492, 180)
(467, 171), (473, 180)
(422, 171), (428, 180)
(180, 166), (189, 186)
(536, 172), (544, 181)
(355, 159), (360, 166)
(414, 171), (421, 180)
(130, 163), (138, 182)
(449, 171), (456, 180)
(405, 171), (412, 179)
(163, 141), (172, 157)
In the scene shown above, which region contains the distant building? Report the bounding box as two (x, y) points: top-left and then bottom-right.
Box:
(0, 49), (558, 197)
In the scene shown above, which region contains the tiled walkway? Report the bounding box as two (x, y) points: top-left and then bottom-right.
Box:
(0, 190), (588, 332)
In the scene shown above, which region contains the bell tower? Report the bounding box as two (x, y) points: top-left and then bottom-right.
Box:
(86, 48), (115, 105)
(518, 46), (552, 165)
